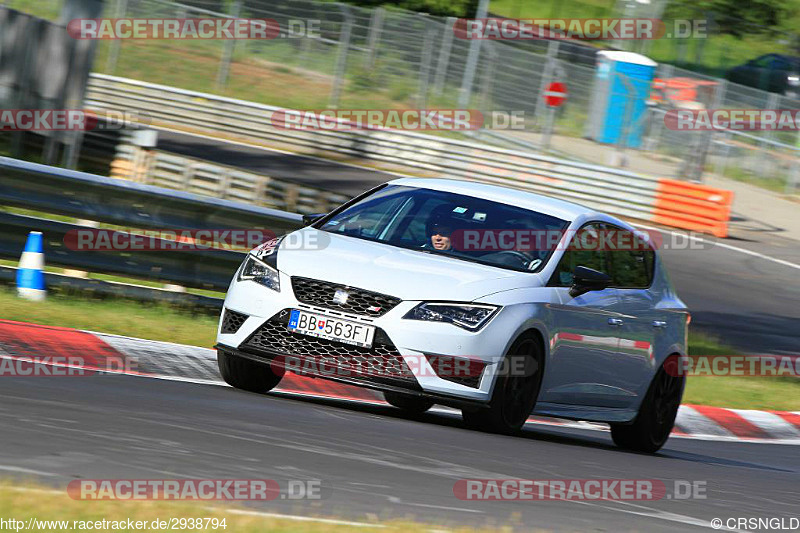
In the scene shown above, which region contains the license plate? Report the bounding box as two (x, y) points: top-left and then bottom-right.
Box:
(288, 309), (375, 348)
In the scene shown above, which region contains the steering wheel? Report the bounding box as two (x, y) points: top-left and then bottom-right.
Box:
(484, 250), (532, 267)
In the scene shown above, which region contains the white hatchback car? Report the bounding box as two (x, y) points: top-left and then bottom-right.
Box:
(216, 178), (689, 452)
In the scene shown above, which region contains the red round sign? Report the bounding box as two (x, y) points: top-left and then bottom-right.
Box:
(544, 82), (568, 107)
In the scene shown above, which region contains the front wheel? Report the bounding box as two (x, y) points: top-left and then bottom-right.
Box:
(461, 334), (543, 435)
(610, 363), (685, 453)
(383, 391), (434, 414)
(217, 350), (283, 394)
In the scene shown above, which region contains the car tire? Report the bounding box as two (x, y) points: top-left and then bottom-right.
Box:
(217, 349), (282, 394)
(461, 333), (544, 435)
(610, 362), (685, 453)
(383, 391), (434, 413)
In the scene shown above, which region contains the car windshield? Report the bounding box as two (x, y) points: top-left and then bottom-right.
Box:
(318, 185), (569, 272)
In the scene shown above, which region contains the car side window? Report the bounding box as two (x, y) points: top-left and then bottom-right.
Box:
(550, 223), (608, 287)
(605, 225), (655, 288)
(770, 56), (791, 70)
(753, 55), (774, 68)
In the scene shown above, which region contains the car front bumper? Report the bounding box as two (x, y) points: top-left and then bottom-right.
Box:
(216, 273), (524, 403)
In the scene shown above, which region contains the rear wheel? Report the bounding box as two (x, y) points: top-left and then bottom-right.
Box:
(383, 391), (434, 414)
(610, 362), (685, 453)
(461, 334), (543, 434)
(217, 350), (283, 394)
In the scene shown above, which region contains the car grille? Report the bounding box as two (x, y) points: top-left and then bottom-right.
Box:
(291, 277), (401, 317)
(241, 309), (419, 389)
(220, 309), (248, 334)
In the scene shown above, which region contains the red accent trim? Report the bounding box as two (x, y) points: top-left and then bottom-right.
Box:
(690, 405), (769, 439)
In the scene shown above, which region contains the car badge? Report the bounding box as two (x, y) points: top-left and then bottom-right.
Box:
(332, 289), (349, 305)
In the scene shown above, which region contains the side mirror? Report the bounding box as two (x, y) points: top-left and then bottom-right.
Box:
(302, 213), (325, 226)
(569, 265), (612, 298)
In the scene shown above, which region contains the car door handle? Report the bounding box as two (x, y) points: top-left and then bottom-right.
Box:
(608, 318), (623, 327)
(652, 320), (668, 328)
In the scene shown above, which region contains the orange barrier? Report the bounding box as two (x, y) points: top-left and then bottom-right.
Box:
(650, 77), (718, 107)
(652, 179), (734, 238)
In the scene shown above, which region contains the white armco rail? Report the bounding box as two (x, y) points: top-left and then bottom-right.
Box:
(85, 73), (734, 237)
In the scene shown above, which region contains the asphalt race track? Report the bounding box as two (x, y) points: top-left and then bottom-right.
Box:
(157, 128), (800, 355)
(1, 372), (798, 530)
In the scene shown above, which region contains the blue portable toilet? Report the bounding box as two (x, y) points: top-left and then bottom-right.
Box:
(587, 51), (657, 148)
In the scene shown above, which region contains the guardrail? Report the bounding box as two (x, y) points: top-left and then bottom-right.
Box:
(0, 156), (302, 233)
(0, 157), (304, 293)
(85, 73), (734, 237)
(110, 141), (351, 214)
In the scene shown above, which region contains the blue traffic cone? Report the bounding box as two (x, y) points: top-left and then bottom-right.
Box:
(17, 231), (46, 301)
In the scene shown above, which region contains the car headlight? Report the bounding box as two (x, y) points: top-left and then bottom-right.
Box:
(237, 254), (280, 292)
(403, 303), (499, 331)
(789, 75), (800, 85)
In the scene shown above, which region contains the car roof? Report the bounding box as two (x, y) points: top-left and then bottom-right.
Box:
(387, 177), (599, 222)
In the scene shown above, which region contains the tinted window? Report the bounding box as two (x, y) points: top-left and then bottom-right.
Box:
(550, 223), (608, 287)
(606, 225), (655, 288)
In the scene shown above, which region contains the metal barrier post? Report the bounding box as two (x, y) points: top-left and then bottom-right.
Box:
(417, 15), (436, 109)
(432, 17), (456, 97)
(534, 39), (559, 128)
(105, 0), (127, 75)
(364, 7), (384, 70)
(478, 43), (498, 119)
(611, 73), (635, 167)
(457, 0), (489, 108)
(329, 4), (353, 109)
(215, 0), (241, 91)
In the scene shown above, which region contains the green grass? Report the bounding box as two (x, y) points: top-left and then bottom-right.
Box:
(0, 285), (220, 347)
(1, 285), (797, 410)
(3, 0), (61, 20)
(682, 332), (800, 411)
(490, 0), (614, 20)
(0, 482), (453, 533)
(683, 376), (800, 411)
(719, 162), (794, 195)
